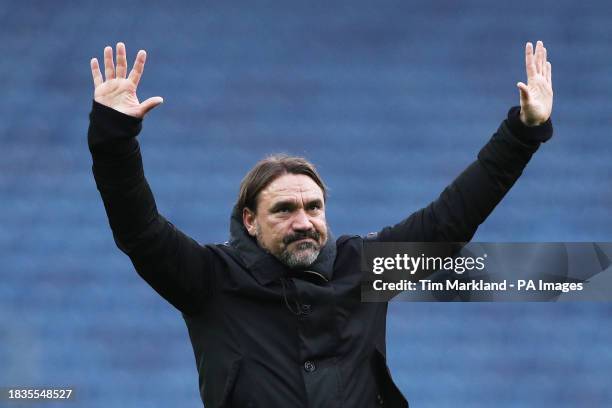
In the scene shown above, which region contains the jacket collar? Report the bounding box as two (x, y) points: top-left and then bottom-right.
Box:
(228, 205), (336, 286)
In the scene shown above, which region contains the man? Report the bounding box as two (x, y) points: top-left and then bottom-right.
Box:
(88, 41), (553, 407)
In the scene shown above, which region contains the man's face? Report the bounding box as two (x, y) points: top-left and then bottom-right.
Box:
(243, 173), (328, 269)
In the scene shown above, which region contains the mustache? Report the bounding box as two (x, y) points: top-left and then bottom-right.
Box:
(283, 230), (321, 246)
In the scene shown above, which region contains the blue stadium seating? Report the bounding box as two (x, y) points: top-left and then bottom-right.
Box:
(1, 0), (611, 406)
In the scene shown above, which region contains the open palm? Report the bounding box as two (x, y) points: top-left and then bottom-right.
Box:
(90, 43), (163, 118)
(517, 41), (553, 126)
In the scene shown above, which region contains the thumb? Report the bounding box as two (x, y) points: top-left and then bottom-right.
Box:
(140, 96), (164, 115)
(516, 82), (530, 103)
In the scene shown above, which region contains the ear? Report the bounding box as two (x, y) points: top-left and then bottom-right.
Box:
(242, 207), (258, 237)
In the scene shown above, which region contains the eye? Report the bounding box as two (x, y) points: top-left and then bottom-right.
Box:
(273, 205), (292, 214)
(308, 203), (321, 211)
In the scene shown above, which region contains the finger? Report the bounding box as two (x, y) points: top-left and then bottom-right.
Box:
(103, 46), (115, 80)
(517, 82), (530, 102)
(546, 61), (552, 85)
(525, 42), (535, 79)
(140, 96), (164, 114)
(90, 58), (103, 88)
(128, 50), (147, 87)
(535, 41), (544, 74)
(116, 42), (127, 78)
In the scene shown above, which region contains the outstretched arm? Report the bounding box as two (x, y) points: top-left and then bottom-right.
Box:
(89, 43), (214, 315)
(373, 41), (554, 243)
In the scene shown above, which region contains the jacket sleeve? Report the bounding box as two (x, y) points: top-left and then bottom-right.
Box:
(373, 106), (553, 243)
(88, 100), (214, 316)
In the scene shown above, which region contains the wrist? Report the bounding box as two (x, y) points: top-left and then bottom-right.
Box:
(519, 109), (545, 127)
(507, 106), (553, 144)
(88, 100), (143, 155)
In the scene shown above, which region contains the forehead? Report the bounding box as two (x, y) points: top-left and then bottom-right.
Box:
(258, 174), (324, 205)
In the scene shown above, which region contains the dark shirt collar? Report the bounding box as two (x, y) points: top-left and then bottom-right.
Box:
(228, 205), (336, 286)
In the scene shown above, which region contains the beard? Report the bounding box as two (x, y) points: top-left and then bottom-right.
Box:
(278, 239), (320, 269)
(256, 226), (325, 269)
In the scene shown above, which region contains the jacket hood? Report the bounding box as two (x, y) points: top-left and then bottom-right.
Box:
(228, 205), (337, 285)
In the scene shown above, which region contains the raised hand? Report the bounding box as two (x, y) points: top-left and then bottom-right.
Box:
(516, 41), (553, 126)
(90, 42), (163, 118)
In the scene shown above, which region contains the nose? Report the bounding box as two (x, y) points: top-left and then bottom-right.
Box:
(291, 209), (314, 231)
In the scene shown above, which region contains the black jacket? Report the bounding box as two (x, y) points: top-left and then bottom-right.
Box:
(88, 101), (552, 407)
